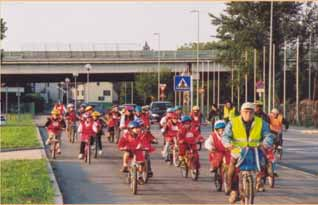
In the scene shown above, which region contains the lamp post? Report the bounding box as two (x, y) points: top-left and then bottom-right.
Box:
(84, 64), (92, 103)
(72, 72), (79, 111)
(191, 9), (200, 106)
(65, 77), (70, 105)
(154, 33), (161, 101)
(59, 81), (64, 103)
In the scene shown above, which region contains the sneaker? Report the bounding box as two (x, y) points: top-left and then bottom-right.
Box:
(78, 154), (83, 159)
(277, 145), (282, 149)
(98, 150), (103, 156)
(228, 191), (238, 204)
(91, 145), (95, 150)
(120, 166), (128, 173)
(148, 171), (154, 178)
(138, 176), (145, 185)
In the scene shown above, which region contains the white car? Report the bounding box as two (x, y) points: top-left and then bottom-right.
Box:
(0, 115), (6, 126)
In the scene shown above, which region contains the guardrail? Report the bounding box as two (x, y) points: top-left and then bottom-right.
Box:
(2, 50), (219, 61)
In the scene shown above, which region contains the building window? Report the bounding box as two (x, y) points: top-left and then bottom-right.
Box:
(98, 96), (105, 101)
(103, 90), (111, 96)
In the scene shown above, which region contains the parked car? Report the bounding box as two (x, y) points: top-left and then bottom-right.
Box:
(0, 115), (6, 126)
(149, 101), (173, 123)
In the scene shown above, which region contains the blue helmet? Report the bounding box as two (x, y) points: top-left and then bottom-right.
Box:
(128, 121), (140, 129)
(134, 118), (144, 126)
(181, 115), (192, 123)
(80, 103), (87, 108)
(135, 105), (142, 112)
(214, 120), (226, 130)
(175, 105), (182, 110)
(166, 107), (176, 113)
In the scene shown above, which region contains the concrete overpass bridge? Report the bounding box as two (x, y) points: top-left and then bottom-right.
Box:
(1, 50), (230, 83)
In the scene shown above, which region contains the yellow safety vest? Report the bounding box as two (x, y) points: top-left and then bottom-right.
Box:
(232, 116), (263, 147)
(224, 107), (236, 121)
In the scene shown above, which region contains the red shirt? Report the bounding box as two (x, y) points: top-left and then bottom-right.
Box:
(79, 120), (95, 141)
(178, 126), (203, 145)
(141, 113), (150, 128)
(190, 112), (202, 127)
(46, 118), (65, 135)
(165, 121), (180, 142)
(66, 111), (77, 123)
(118, 132), (148, 151)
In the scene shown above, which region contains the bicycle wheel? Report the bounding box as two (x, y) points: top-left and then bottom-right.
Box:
(127, 171), (131, 184)
(143, 157), (149, 184)
(173, 147), (179, 167)
(94, 138), (98, 159)
(241, 173), (254, 205)
(131, 166), (138, 195)
(87, 144), (91, 164)
(51, 141), (56, 159)
(191, 158), (199, 181)
(180, 160), (188, 178)
(214, 168), (222, 192)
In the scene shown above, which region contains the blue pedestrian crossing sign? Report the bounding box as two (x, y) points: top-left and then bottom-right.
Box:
(174, 75), (191, 91)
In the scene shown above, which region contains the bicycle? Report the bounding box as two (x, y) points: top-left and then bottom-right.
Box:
(125, 149), (148, 195)
(213, 155), (229, 192)
(179, 143), (200, 181)
(49, 135), (60, 159)
(84, 140), (91, 164)
(166, 139), (179, 167)
(237, 147), (263, 205)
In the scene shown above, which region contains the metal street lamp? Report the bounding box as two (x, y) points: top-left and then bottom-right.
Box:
(65, 77), (70, 106)
(191, 9), (200, 106)
(59, 81), (64, 103)
(84, 64), (92, 103)
(154, 33), (161, 101)
(72, 72), (79, 111)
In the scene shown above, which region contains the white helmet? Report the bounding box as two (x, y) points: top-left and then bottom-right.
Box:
(67, 103), (74, 108)
(271, 108), (279, 114)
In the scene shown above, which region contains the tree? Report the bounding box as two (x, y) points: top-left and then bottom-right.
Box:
(209, 2), (318, 105)
(1, 18), (7, 40)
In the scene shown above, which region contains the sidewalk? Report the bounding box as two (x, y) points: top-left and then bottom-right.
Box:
(0, 149), (44, 160)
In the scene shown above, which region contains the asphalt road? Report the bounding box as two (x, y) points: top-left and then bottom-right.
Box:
(37, 117), (318, 204)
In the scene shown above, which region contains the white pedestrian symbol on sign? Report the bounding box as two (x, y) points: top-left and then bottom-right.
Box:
(178, 78), (189, 89)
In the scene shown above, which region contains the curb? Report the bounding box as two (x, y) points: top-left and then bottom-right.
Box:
(36, 127), (64, 204)
(0, 147), (43, 153)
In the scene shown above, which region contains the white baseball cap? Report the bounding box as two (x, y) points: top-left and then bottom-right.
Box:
(271, 108), (279, 114)
(241, 102), (255, 111)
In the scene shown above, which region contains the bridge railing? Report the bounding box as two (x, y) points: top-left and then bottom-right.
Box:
(3, 50), (219, 61)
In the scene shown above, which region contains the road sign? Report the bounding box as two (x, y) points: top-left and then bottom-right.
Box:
(174, 75), (191, 92)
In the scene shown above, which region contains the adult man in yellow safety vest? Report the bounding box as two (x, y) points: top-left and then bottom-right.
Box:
(223, 100), (237, 123)
(222, 102), (274, 203)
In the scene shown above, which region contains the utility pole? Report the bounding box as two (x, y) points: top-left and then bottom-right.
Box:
(245, 50), (248, 102)
(207, 60), (210, 116)
(283, 40), (287, 118)
(254, 49), (257, 102)
(273, 43), (276, 108)
(296, 37), (299, 124)
(263, 46), (266, 112)
(268, 1), (273, 113)
(231, 61), (234, 103)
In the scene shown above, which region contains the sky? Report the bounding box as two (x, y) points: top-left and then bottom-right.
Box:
(1, 1), (226, 51)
